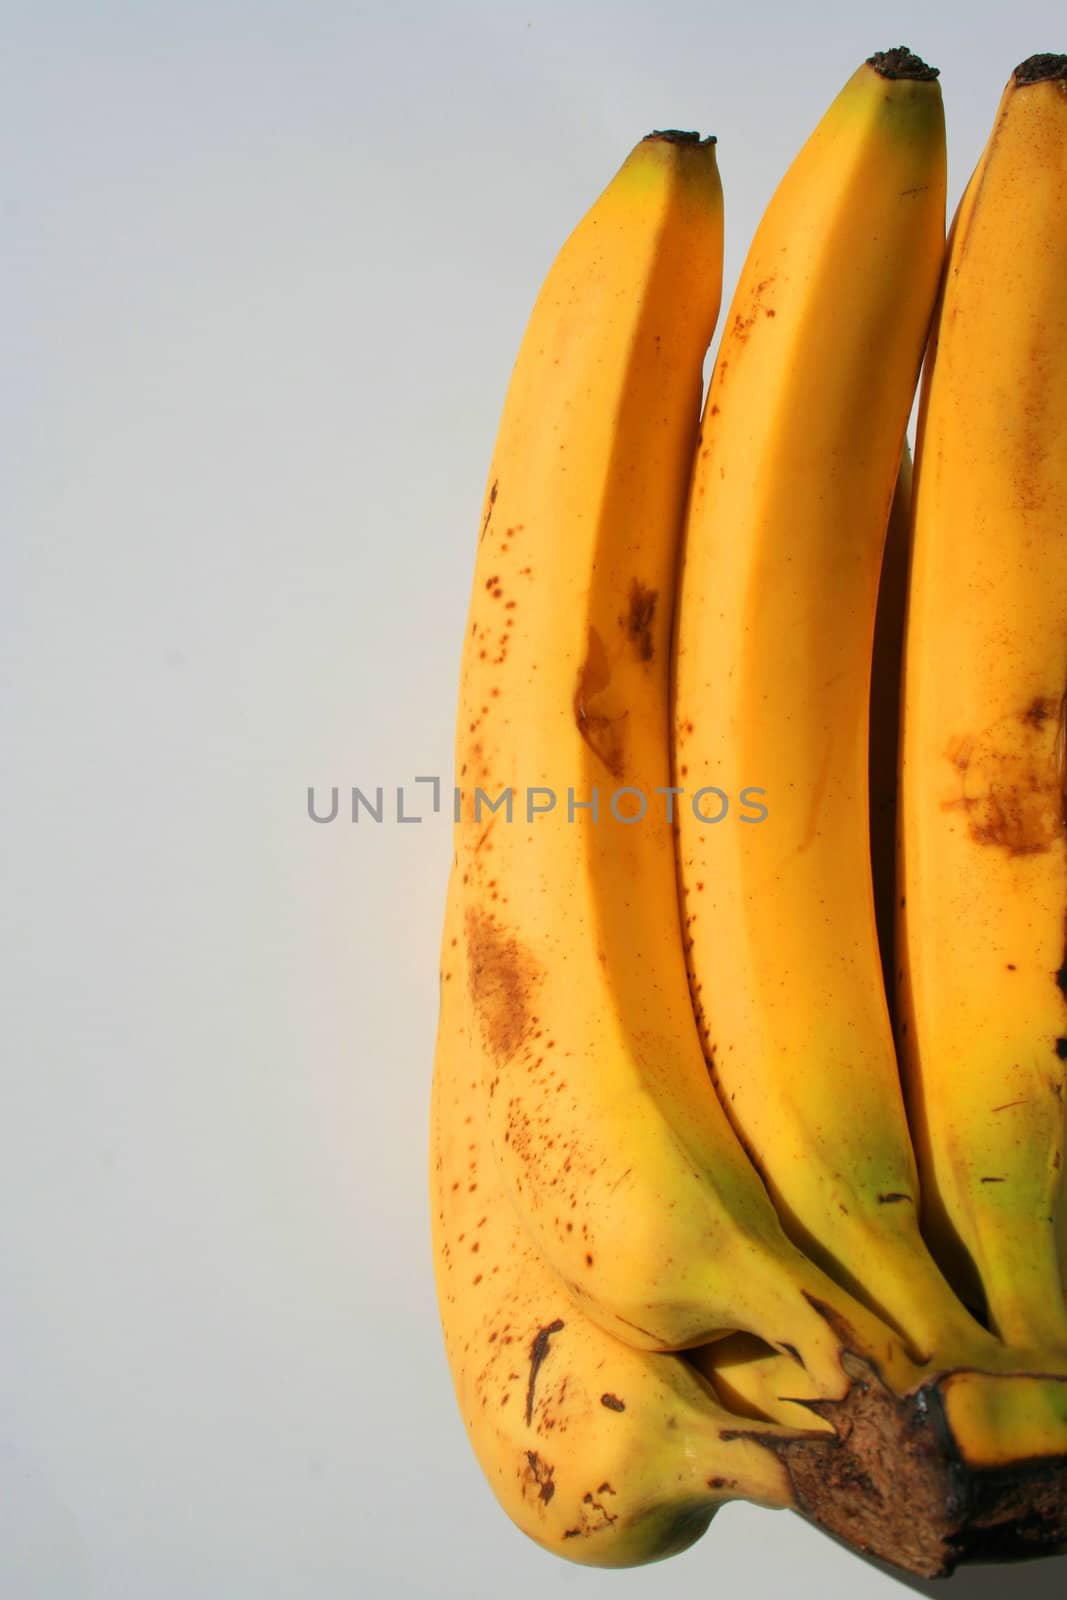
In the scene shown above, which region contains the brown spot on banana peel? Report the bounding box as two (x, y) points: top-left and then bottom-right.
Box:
(941, 697), (1066, 855)
(619, 580), (657, 663)
(728, 276), (776, 345)
(526, 1319), (564, 1426)
(520, 1449), (556, 1507)
(578, 1487), (618, 1530)
(558, 1485), (620, 1542)
(466, 907), (542, 1063)
(1022, 696), (1057, 728)
(574, 626), (626, 777)
(479, 478), (498, 543)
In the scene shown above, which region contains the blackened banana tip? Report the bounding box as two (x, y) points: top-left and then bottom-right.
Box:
(867, 46), (940, 82)
(1014, 53), (1067, 85)
(646, 129), (716, 146)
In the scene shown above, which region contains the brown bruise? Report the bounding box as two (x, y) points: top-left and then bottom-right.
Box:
(526, 1319), (565, 1425)
(520, 1449), (556, 1507)
(574, 625), (626, 778)
(942, 697), (1066, 855)
(620, 580), (658, 663)
(465, 906), (542, 1063)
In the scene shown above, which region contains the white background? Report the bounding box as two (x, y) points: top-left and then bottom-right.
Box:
(5, 2), (1067, 1595)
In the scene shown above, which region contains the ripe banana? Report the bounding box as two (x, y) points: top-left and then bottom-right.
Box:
(430, 874), (800, 1568)
(896, 54), (1067, 1353)
(433, 65), (1067, 1578)
(451, 124), (923, 1396)
(671, 49), (993, 1364)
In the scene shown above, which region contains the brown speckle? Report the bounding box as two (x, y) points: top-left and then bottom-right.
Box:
(620, 579), (657, 662)
(521, 1449), (556, 1506)
(600, 1393), (626, 1412)
(1023, 697), (1055, 726)
(479, 479), (498, 542)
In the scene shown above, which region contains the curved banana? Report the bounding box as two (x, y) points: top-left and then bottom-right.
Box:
(671, 49), (993, 1364)
(896, 54), (1067, 1352)
(430, 874), (799, 1568)
(452, 126), (921, 1396)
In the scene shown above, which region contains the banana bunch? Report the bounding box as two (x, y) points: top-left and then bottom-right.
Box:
(429, 47), (1067, 1579)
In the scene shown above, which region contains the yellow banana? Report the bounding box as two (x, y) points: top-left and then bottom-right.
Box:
(451, 124), (923, 1396)
(896, 54), (1067, 1352)
(435, 103), (1067, 1577)
(671, 49), (991, 1364)
(430, 875), (799, 1568)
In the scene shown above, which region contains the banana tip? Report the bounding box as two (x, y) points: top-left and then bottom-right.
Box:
(645, 129), (716, 147)
(867, 46), (939, 82)
(1013, 53), (1067, 85)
